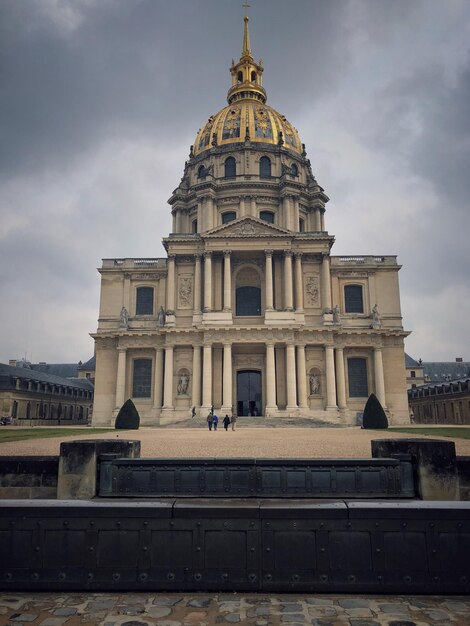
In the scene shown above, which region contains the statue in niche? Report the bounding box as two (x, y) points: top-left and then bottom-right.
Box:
(177, 372), (189, 395)
(372, 303), (381, 321)
(332, 305), (341, 324)
(309, 373), (320, 395)
(119, 307), (129, 329)
(157, 306), (166, 327)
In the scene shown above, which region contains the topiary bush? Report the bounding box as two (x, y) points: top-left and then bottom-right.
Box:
(362, 393), (388, 429)
(115, 398), (140, 430)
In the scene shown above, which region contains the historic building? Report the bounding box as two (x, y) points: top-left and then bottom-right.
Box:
(92, 17), (410, 426)
(0, 361), (93, 424)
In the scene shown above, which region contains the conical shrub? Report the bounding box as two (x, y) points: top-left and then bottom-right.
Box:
(115, 398), (140, 430)
(362, 393), (388, 429)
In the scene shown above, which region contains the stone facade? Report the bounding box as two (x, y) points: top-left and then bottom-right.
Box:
(92, 17), (410, 427)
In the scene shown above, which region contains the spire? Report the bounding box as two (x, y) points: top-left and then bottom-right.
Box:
(242, 16), (251, 58)
(227, 15), (266, 105)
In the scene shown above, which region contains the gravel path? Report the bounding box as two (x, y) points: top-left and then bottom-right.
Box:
(1, 425), (469, 458)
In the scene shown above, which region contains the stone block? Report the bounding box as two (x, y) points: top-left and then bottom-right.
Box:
(57, 438), (140, 499)
(371, 438), (460, 500)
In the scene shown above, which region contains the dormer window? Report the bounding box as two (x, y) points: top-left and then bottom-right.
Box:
(197, 164), (206, 179)
(222, 211), (236, 224)
(260, 210), (274, 224)
(259, 156), (271, 177)
(224, 157), (236, 178)
(291, 163), (298, 176)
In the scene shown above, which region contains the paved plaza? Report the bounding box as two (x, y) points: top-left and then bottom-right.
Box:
(1, 592), (470, 626)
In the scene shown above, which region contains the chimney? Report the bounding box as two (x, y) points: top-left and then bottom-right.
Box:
(456, 357), (463, 363)
(9, 359), (17, 367)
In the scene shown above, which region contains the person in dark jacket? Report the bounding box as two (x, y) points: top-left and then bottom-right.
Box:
(223, 414), (231, 430)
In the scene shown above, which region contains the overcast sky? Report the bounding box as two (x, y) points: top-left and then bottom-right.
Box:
(1, 0), (469, 365)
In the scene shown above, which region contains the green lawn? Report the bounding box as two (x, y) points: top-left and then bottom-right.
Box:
(0, 427), (114, 444)
(389, 427), (470, 440)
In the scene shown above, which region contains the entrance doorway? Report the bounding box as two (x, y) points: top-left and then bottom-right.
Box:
(236, 370), (262, 416)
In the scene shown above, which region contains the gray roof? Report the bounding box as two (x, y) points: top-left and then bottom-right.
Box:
(405, 353), (422, 368)
(78, 355), (95, 371)
(0, 363), (94, 392)
(422, 362), (470, 383)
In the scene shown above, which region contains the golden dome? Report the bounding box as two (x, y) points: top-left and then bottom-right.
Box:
(193, 16), (303, 157)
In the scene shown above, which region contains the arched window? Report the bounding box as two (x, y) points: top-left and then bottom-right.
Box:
(197, 164), (206, 179)
(192, 219), (198, 233)
(259, 156), (271, 177)
(344, 284), (364, 313)
(136, 286), (154, 315)
(251, 70), (257, 82)
(291, 163), (298, 176)
(132, 359), (152, 398)
(299, 218), (305, 232)
(237, 71), (243, 83)
(222, 211), (236, 224)
(224, 157), (236, 178)
(235, 267), (261, 316)
(259, 210), (274, 224)
(347, 358), (368, 398)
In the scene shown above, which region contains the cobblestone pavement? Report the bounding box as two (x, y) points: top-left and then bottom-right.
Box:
(1, 593), (469, 626)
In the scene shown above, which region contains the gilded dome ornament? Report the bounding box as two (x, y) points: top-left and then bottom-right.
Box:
(193, 15), (302, 156)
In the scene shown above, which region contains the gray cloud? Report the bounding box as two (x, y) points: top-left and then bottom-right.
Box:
(1, 0), (469, 363)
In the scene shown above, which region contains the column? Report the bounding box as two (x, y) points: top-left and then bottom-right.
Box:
(265, 342), (277, 412)
(374, 348), (387, 408)
(286, 343), (298, 410)
(115, 347), (127, 408)
(320, 254), (332, 311)
(202, 343), (212, 409)
(239, 196), (246, 218)
(153, 347), (164, 409)
(193, 254), (202, 313)
(294, 252), (304, 311)
(163, 346), (174, 409)
(223, 250), (232, 311)
(203, 252), (212, 312)
(315, 208), (322, 232)
(197, 198), (202, 233)
(283, 251), (294, 311)
(175, 208), (182, 232)
(250, 195), (256, 216)
(293, 196), (300, 231)
(325, 345), (337, 409)
(192, 345), (202, 409)
(265, 250), (274, 310)
(222, 343), (232, 410)
(296, 344), (308, 408)
(335, 347), (347, 410)
(167, 255), (176, 313)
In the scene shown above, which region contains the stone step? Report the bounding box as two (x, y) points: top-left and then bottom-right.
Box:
(160, 416), (343, 429)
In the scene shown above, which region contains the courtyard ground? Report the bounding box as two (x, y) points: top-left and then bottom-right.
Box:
(1, 423), (470, 458)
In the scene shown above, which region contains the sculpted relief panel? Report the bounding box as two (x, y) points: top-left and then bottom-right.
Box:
(178, 275), (193, 309)
(304, 274), (320, 308)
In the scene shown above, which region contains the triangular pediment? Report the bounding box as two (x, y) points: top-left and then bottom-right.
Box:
(205, 216), (291, 239)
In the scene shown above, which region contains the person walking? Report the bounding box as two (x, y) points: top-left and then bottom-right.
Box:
(212, 413), (219, 430)
(231, 411), (237, 431)
(223, 414), (231, 431)
(206, 412), (213, 431)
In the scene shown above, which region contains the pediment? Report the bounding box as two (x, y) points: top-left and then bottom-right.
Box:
(205, 216), (291, 239)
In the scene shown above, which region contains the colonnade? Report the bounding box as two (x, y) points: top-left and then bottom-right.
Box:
(171, 194), (325, 234)
(183, 249), (318, 314)
(114, 343), (387, 414)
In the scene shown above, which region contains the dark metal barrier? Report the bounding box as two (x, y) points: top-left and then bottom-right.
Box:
(1, 499), (469, 593)
(98, 457), (415, 499)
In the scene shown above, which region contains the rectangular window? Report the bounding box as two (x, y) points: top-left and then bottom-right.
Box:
(136, 287), (154, 315)
(344, 285), (364, 313)
(348, 358), (368, 398)
(132, 359), (152, 398)
(410, 371), (416, 378)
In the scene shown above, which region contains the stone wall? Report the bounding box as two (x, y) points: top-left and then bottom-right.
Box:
(0, 456), (58, 499)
